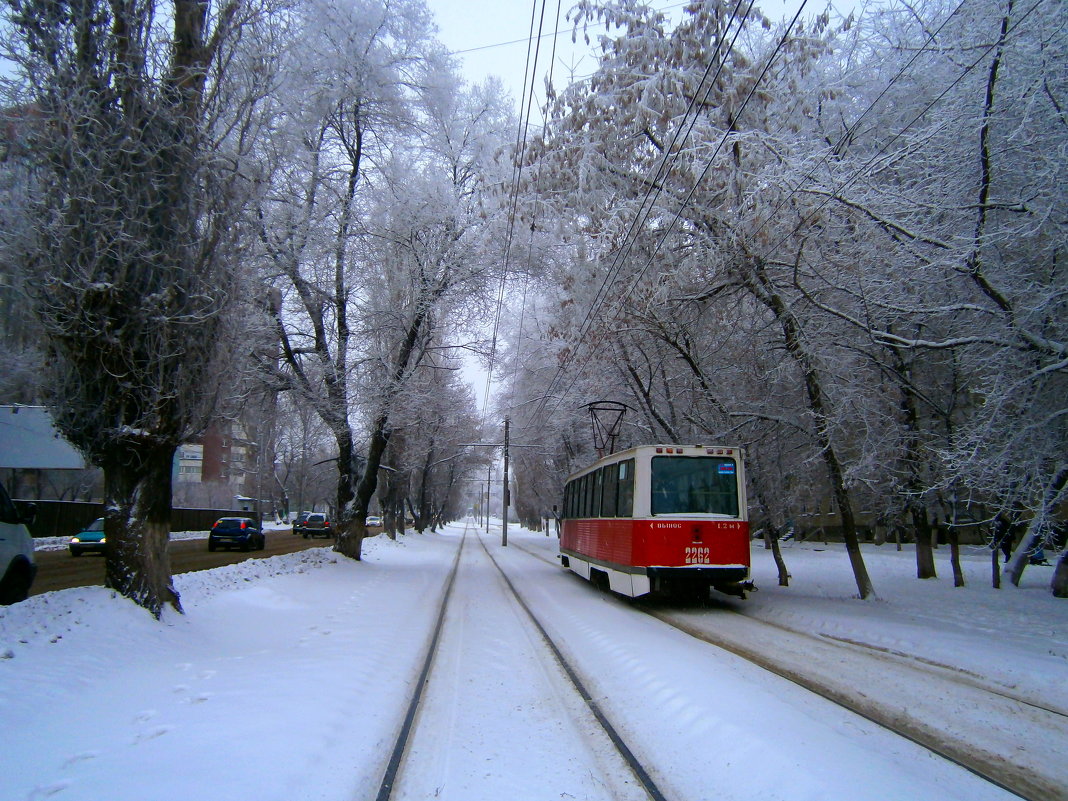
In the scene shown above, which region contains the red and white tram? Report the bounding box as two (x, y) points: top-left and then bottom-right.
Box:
(560, 444), (751, 598)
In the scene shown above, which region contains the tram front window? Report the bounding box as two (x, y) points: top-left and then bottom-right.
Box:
(651, 456), (739, 516)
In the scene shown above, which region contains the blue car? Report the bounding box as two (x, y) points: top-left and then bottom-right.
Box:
(208, 517), (265, 552)
(69, 518), (106, 556)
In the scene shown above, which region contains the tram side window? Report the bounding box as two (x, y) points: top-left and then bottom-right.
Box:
(591, 468), (605, 518)
(601, 463), (619, 517)
(579, 473), (591, 517)
(617, 459), (634, 517)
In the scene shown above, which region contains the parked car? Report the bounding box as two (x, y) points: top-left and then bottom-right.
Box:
(292, 512), (312, 536)
(69, 517), (106, 556)
(365, 516), (382, 528)
(0, 481), (36, 605)
(301, 513), (332, 539)
(208, 517), (265, 552)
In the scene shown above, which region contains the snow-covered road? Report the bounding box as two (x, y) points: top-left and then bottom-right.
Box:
(504, 533), (1067, 801)
(487, 530), (1024, 801)
(392, 526), (647, 800)
(1, 521), (1062, 801)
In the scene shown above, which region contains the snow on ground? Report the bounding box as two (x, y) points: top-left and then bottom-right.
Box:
(742, 538), (1067, 708)
(1, 523), (1064, 801)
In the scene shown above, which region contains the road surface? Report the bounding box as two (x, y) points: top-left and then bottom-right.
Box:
(30, 529), (335, 596)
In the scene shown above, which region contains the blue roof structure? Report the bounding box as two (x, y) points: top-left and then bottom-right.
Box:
(0, 406), (86, 469)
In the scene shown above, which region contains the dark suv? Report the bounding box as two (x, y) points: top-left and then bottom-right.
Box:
(300, 513), (332, 539)
(208, 517), (265, 552)
(292, 512), (311, 536)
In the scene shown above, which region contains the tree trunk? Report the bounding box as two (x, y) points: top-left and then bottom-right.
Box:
(913, 506), (937, 579)
(887, 344), (936, 577)
(834, 472), (874, 599)
(991, 512), (1013, 587)
(1005, 465), (1068, 587)
(1052, 549), (1068, 598)
(331, 427), (363, 559)
(414, 445), (435, 533)
(742, 256), (874, 598)
(1006, 524), (1041, 588)
(102, 441), (181, 618)
(949, 527), (965, 587)
(335, 414), (391, 560)
(770, 533), (790, 587)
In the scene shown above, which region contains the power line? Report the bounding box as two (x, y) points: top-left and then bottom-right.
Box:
(448, 1), (693, 56)
(529, 0), (758, 423)
(530, 0), (790, 425)
(746, 0), (1047, 279)
(508, 0), (566, 403)
(480, 0), (556, 430)
(739, 0), (973, 253)
(530, 0), (1048, 435)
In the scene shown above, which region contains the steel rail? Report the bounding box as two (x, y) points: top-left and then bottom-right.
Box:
(508, 538), (1049, 801)
(373, 527), (467, 801)
(475, 532), (669, 801)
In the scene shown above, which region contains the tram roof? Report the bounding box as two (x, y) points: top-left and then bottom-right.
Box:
(566, 444), (742, 481)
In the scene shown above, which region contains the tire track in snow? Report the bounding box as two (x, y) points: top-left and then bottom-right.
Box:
(375, 522), (663, 801)
(508, 537), (1059, 801)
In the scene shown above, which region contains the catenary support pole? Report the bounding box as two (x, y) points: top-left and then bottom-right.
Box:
(502, 417), (510, 547)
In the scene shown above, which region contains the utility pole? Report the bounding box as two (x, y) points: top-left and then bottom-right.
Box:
(502, 417), (509, 547)
(461, 422), (525, 542)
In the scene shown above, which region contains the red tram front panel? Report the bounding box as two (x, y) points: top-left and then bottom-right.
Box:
(635, 519), (750, 568)
(562, 518), (750, 570)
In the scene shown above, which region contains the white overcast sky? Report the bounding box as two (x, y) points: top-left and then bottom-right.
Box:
(426, 0), (859, 110)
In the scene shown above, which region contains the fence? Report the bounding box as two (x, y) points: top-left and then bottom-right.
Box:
(15, 498), (255, 540)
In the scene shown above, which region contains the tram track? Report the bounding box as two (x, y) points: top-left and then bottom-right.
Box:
(638, 605), (1057, 801)
(508, 537), (1062, 801)
(374, 527), (467, 801)
(473, 531), (668, 801)
(372, 521), (666, 801)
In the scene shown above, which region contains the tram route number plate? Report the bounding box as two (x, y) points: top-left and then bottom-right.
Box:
(684, 546), (711, 564)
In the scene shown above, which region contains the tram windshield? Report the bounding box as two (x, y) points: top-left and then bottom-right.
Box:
(650, 456), (739, 516)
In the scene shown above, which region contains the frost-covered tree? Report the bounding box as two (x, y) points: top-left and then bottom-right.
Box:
(0, 105), (45, 405)
(515, 0), (879, 597)
(255, 0), (512, 559)
(805, 0), (1068, 593)
(380, 366), (484, 532)
(0, 0), (275, 615)
(506, 0), (1067, 598)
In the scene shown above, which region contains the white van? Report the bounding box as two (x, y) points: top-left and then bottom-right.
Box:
(0, 481), (36, 604)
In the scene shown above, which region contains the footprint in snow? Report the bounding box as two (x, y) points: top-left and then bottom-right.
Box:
(60, 751), (98, 768)
(134, 725), (174, 743)
(28, 779), (73, 799)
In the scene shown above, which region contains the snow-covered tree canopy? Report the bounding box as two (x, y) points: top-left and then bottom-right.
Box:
(497, 0), (1067, 593)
